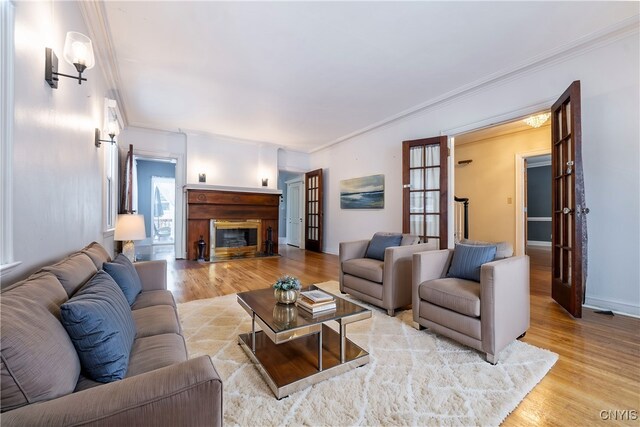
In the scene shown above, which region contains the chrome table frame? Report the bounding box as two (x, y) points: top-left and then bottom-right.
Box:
(237, 293), (371, 399)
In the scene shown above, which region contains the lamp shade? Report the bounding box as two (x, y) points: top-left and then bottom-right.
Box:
(114, 214), (146, 241)
(62, 31), (95, 70)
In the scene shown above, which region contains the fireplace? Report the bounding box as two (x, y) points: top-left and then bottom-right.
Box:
(210, 219), (262, 259)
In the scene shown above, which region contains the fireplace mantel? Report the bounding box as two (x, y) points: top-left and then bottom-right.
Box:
(185, 188), (280, 260)
(184, 184), (282, 195)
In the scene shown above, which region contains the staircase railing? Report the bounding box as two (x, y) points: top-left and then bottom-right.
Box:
(454, 196), (469, 241)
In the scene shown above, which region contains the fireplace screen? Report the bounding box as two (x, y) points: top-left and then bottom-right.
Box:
(210, 219), (262, 258)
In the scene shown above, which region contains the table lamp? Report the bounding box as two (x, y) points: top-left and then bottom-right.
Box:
(114, 214), (146, 262)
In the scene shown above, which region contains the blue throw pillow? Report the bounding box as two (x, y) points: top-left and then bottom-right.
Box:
(365, 233), (403, 261)
(103, 254), (142, 305)
(60, 271), (136, 383)
(447, 243), (497, 282)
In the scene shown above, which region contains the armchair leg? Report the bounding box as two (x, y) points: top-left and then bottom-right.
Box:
(412, 321), (425, 331)
(486, 353), (499, 365)
(387, 309), (395, 317)
(517, 332), (526, 339)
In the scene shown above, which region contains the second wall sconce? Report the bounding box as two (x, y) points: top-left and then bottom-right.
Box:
(262, 178), (269, 187)
(95, 121), (119, 147)
(45, 31), (95, 89)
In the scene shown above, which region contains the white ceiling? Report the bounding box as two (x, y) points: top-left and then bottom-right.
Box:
(454, 114), (551, 145)
(102, 1), (638, 152)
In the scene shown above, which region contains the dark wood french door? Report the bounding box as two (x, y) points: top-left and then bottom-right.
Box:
(402, 136), (448, 249)
(551, 81), (587, 318)
(304, 169), (323, 252)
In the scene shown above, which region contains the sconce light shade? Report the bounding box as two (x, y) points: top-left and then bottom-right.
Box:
(63, 32), (95, 72)
(262, 178), (269, 187)
(114, 214), (146, 262)
(45, 31), (94, 88)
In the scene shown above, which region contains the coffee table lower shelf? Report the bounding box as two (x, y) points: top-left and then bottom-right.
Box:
(238, 324), (369, 399)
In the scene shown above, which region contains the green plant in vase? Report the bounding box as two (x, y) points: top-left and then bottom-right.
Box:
(273, 275), (301, 304)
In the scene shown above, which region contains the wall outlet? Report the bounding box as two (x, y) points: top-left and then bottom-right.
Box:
(507, 197), (513, 204)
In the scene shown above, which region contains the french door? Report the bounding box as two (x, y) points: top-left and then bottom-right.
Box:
(402, 136), (448, 249)
(304, 169), (323, 252)
(551, 81), (587, 318)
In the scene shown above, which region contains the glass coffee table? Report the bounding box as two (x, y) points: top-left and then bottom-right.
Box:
(237, 285), (371, 399)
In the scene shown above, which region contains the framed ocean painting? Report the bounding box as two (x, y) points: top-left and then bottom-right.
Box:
(340, 174), (384, 209)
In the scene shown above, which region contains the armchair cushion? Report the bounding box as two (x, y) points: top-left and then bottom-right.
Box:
(419, 278), (481, 317)
(365, 232), (402, 260)
(60, 271), (136, 383)
(447, 243), (497, 282)
(342, 258), (384, 283)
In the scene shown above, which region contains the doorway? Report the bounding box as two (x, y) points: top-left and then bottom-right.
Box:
(286, 179), (303, 247)
(134, 157), (177, 261)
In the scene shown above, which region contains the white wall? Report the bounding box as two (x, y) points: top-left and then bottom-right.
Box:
(4, 0), (113, 284)
(186, 132), (279, 189)
(311, 32), (640, 316)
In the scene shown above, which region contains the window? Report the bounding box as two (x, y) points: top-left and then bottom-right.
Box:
(103, 98), (121, 232)
(0, 0), (19, 272)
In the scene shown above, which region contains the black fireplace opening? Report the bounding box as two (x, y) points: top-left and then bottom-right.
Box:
(215, 228), (258, 248)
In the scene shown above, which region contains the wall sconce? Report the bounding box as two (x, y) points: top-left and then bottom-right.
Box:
(262, 178), (269, 187)
(45, 32), (95, 89)
(94, 121), (119, 147)
(199, 173), (207, 183)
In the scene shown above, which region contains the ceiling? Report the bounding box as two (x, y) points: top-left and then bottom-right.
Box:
(454, 114), (551, 145)
(101, 1), (638, 152)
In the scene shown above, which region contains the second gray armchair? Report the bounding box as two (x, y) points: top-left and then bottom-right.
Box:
(339, 232), (437, 316)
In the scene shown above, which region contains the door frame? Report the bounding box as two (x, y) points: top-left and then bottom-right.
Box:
(515, 148), (552, 256)
(443, 97), (556, 248)
(133, 150), (185, 259)
(285, 178), (304, 248)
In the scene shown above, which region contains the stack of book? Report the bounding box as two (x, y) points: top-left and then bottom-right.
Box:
(297, 290), (336, 314)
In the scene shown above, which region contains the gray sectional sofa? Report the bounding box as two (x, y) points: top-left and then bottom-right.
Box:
(1, 242), (222, 426)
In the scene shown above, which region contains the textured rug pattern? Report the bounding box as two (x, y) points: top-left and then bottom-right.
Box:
(178, 281), (558, 426)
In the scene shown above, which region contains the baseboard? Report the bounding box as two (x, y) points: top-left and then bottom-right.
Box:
(527, 240), (552, 247)
(278, 237), (286, 245)
(584, 297), (640, 318)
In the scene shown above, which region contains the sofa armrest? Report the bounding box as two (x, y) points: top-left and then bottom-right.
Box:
(382, 243), (438, 307)
(2, 356), (222, 427)
(412, 249), (453, 321)
(480, 255), (530, 357)
(134, 260), (167, 291)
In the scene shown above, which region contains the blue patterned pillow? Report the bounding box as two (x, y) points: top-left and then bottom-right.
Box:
(60, 271), (136, 382)
(447, 243), (497, 282)
(365, 233), (403, 261)
(103, 254), (142, 305)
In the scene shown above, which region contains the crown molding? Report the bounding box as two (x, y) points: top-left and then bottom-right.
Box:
(311, 15), (640, 154)
(78, 1), (129, 127)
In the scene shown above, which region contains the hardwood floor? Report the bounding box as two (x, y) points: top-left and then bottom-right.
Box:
(168, 245), (640, 426)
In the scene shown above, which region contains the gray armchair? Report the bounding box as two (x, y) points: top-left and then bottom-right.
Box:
(412, 242), (530, 364)
(339, 233), (437, 316)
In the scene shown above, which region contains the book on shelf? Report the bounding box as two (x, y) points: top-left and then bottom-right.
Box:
(299, 289), (334, 303)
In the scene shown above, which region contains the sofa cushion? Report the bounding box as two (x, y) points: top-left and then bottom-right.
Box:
(1, 289), (81, 412)
(342, 258), (384, 283)
(60, 271), (136, 383)
(419, 278), (481, 317)
(82, 242), (112, 269)
(126, 333), (188, 378)
(460, 238), (513, 260)
(365, 232), (402, 261)
(447, 243), (497, 282)
(132, 305), (181, 338)
(1, 271), (68, 318)
(103, 254), (143, 305)
(40, 253), (98, 297)
(132, 290), (177, 310)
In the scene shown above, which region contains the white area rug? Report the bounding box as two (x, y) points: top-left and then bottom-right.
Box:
(178, 281), (558, 426)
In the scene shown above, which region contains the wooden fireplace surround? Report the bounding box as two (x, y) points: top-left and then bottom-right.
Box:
(186, 188), (280, 260)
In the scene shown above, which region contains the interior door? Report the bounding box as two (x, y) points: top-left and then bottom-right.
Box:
(304, 169), (323, 252)
(286, 181), (302, 247)
(551, 80), (587, 318)
(524, 159), (528, 251)
(402, 136), (448, 249)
